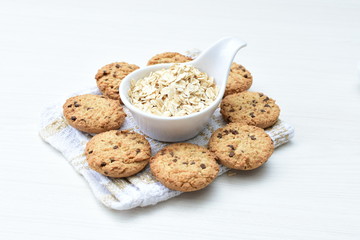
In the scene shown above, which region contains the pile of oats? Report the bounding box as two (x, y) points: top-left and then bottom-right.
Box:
(128, 64), (218, 117)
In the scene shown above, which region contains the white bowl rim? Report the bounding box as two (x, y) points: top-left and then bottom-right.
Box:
(119, 63), (226, 121)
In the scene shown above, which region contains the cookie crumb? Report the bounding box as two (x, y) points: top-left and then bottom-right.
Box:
(227, 171), (237, 177)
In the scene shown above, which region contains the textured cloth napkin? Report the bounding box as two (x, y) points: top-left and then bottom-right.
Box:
(39, 86), (294, 210)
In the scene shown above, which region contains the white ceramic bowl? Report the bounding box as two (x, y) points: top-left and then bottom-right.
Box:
(120, 63), (224, 142)
(120, 37), (247, 142)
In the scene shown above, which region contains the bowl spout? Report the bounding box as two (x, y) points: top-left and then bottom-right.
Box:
(190, 36), (247, 96)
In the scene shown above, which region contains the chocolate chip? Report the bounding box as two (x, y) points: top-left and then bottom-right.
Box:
(229, 152), (235, 157)
(249, 135), (256, 140)
(264, 104), (271, 108)
(227, 145), (235, 150)
(229, 108), (235, 112)
(217, 133), (223, 139)
(190, 161), (195, 165)
(172, 159), (177, 162)
(263, 97), (269, 102)
(238, 106), (242, 110)
(100, 162), (106, 167)
(70, 116), (77, 121)
(74, 103), (80, 107)
(261, 109), (266, 112)
(224, 130), (229, 135)
(231, 130), (239, 135)
(182, 162), (188, 165)
(112, 74), (117, 78)
(115, 64), (120, 68)
(244, 74), (248, 78)
(200, 164), (206, 169)
(110, 159), (115, 163)
(136, 149), (141, 154)
(67, 104), (72, 108)
(103, 70), (108, 75)
(104, 171), (108, 175)
(259, 93), (264, 97)
(113, 146), (118, 149)
(249, 112), (255, 118)
(88, 150), (93, 154)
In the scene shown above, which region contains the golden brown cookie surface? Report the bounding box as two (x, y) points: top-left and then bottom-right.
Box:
(63, 94), (126, 134)
(85, 130), (151, 178)
(225, 62), (253, 96)
(95, 62), (139, 100)
(209, 123), (274, 170)
(150, 143), (219, 192)
(220, 91), (280, 129)
(147, 52), (192, 65)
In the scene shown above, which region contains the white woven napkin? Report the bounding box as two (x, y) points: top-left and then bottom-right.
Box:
(39, 86), (294, 210)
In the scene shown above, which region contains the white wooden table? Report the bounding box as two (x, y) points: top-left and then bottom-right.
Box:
(1, 0), (359, 239)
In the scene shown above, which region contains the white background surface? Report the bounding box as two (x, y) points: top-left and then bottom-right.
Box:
(1, 0), (360, 239)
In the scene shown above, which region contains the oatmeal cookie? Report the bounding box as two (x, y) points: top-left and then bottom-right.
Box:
(225, 62), (253, 96)
(95, 62), (139, 100)
(85, 130), (151, 178)
(150, 143), (219, 192)
(63, 94), (126, 134)
(209, 123), (274, 170)
(147, 52), (192, 65)
(220, 91), (280, 128)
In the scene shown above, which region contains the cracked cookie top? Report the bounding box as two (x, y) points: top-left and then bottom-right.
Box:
(63, 94), (126, 134)
(147, 52), (193, 65)
(220, 91), (280, 129)
(209, 123), (274, 170)
(95, 62), (139, 101)
(150, 143), (219, 192)
(85, 130), (151, 178)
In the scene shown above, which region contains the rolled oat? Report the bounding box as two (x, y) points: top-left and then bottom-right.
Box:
(128, 64), (218, 117)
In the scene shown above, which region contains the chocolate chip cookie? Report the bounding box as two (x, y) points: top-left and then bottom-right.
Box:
(147, 52), (193, 65)
(225, 62), (253, 97)
(63, 94), (126, 134)
(220, 91), (280, 128)
(95, 62), (139, 100)
(85, 130), (151, 178)
(209, 123), (274, 170)
(150, 143), (219, 192)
